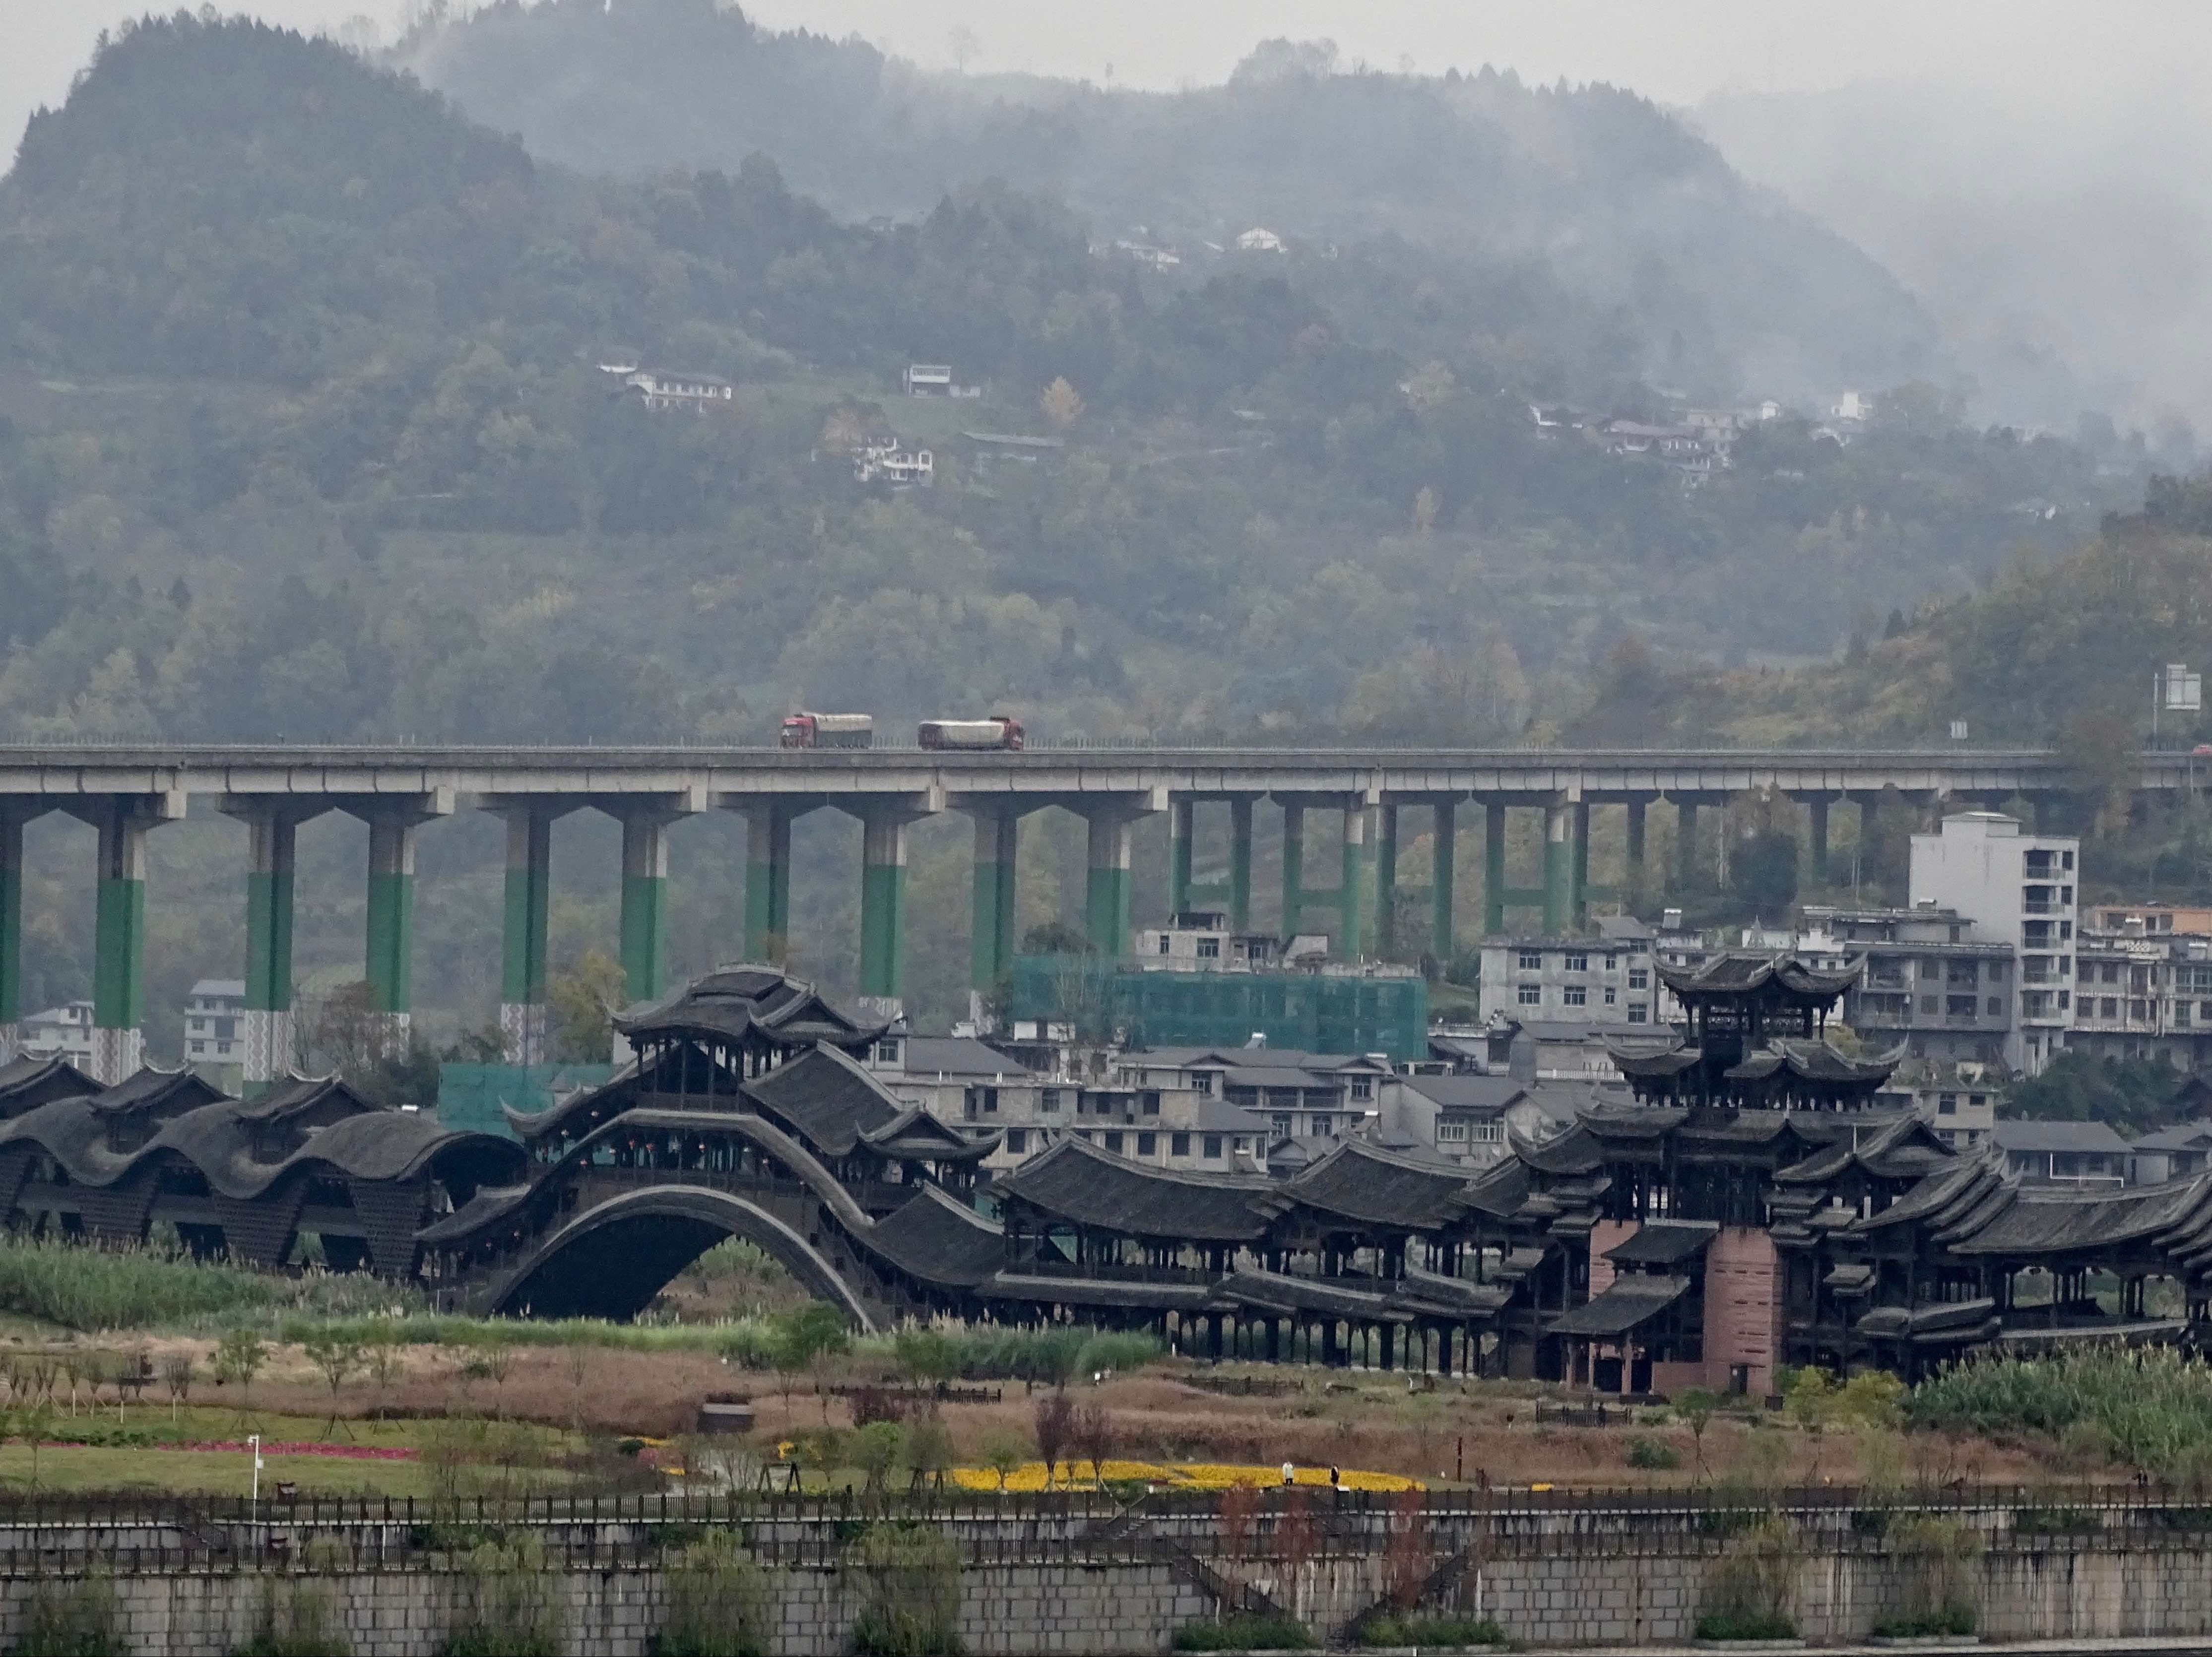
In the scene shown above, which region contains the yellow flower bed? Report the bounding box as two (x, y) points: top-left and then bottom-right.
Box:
(949, 1460), (1419, 1493)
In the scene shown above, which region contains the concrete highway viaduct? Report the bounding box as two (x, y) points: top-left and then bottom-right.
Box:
(0, 744), (2196, 1083)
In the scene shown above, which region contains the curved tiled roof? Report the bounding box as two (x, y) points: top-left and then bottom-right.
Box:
(1655, 954), (1859, 1001)
(0, 1093), (524, 1202)
(615, 965), (882, 1050)
(744, 1044), (910, 1158)
(990, 1135), (1286, 1241)
(1285, 1139), (1482, 1230)
(0, 1054), (98, 1116)
(863, 1185), (1005, 1288)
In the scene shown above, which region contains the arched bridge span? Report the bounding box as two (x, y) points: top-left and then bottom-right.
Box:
(474, 1184), (880, 1328)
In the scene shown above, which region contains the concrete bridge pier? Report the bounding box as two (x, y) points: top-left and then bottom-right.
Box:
(1430, 798), (1457, 961)
(1080, 795), (1162, 958)
(741, 799), (800, 964)
(353, 793), (450, 1059)
(0, 803), (33, 1063)
(1541, 796), (1576, 936)
(1624, 797), (1649, 900)
(966, 802), (1022, 1001)
(1571, 799), (1592, 929)
(1805, 795), (1832, 886)
(613, 793), (698, 1007)
(493, 802), (572, 1066)
(220, 798), (329, 1092)
(1340, 796), (1377, 959)
(1374, 804), (1397, 956)
(1168, 795), (1256, 932)
(63, 792), (184, 1083)
(853, 802), (922, 1020)
(1483, 800), (1507, 935)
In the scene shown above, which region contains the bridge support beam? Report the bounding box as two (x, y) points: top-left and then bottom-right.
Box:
(1571, 801), (1591, 929)
(1083, 808), (1141, 958)
(1625, 799), (1648, 901)
(743, 802), (794, 965)
(617, 806), (684, 1007)
(857, 805), (919, 1017)
(1483, 801), (1506, 936)
(968, 804), (1020, 1000)
(1431, 800), (1456, 961)
(1676, 797), (1701, 894)
(1807, 796), (1831, 886)
(0, 805), (30, 1063)
(222, 799), (328, 1092)
(1167, 798), (1194, 918)
(67, 793), (183, 1084)
(357, 796), (448, 1057)
(496, 805), (564, 1066)
(1374, 805), (1398, 957)
(1280, 802), (1305, 937)
(1541, 801), (1573, 937)
(1227, 798), (1253, 932)
(1340, 799), (1376, 959)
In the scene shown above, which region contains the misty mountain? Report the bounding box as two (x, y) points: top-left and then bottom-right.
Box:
(1697, 80), (2212, 442)
(394, 0), (1945, 408)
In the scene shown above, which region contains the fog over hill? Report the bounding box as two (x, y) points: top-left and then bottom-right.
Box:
(394, 0), (1945, 409)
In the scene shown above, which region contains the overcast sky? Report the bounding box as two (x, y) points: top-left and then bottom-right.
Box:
(1, 0), (2208, 147)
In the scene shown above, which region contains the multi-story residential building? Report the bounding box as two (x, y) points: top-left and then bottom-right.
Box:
(1800, 904), (2017, 1068)
(1874, 1057), (2001, 1152)
(2130, 1122), (2212, 1186)
(1992, 1119), (2129, 1190)
(15, 1001), (94, 1068)
(1132, 912), (1290, 970)
(183, 978), (247, 1082)
(1479, 928), (1658, 1026)
(2069, 928), (2212, 1072)
(1388, 1073), (1580, 1168)
(2087, 903), (2212, 936)
(1908, 811), (2078, 1073)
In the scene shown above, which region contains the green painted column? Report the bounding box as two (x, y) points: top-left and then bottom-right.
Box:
(241, 809), (298, 1092)
(1431, 800), (1456, 961)
(1280, 803), (1305, 938)
(858, 808), (911, 1013)
(364, 814), (419, 1055)
(1168, 798), (1194, 918)
(0, 807), (25, 1061)
(1483, 801), (1507, 936)
(1571, 801), (1591, 929)
(1374, 804), (1398, 958)
(89, 800), (166, 1084)
(1228, 799), (1253, 932)
(1542, 803), (1572, 937)
(1626, 799), (1648, 901)
(1084, 811), (1135, 958)
(1807, 796), (1831, 886)
(969, 807), (1019, 997)
(744, 803), (793, 964)
(499, 808), (554, 1065)
(1340, 801), (1375, 959)
(1676, 798), (1701, 893)
(619, 811), (676, 1007)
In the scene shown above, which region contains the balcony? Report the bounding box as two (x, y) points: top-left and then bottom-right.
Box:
(2022, 900), (2068, 916)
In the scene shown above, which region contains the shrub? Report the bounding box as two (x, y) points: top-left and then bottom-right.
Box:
(1172, 1614), (1317, 1651)
(441, 1535), (567, 1657)
(1910, 1347), (2212, 1472)
(843, 1524), (962, 1657)
(14, 1570), (125, 1656)
(235, 1579), (353, 1656)
(1699, 1515), (1805, 1642)
(1357, 1612), (1505, 1647)
(652, 1530), (773, 1657)
(1870, 1605), (1977, 1640)
(1626, 1436), (1681, 1470)
(1883, 1514), (1981, 1638)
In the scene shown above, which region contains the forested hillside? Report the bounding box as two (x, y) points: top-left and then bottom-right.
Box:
(397, 0), (1942, 406)
(0, 16), (2167, 1041)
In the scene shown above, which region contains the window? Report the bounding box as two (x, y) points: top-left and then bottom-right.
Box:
(1311, 1116), (1335, 1137)
(1349, 1077), (1373, 1101)
(1628, 968), (1649, 990)
(1141, 1091), (1161, 1116)
(216, 1042), (232, 1056)
(1565, 953), (1588, 972)
(1192, 1072), (1213, 1095)
(1171, 1133), (1190, 1157)
(1968, 1093), (1987, 1109)
(1947, 995), (1975, 1018)
(1203, 1134), (1224, 1159)
(1517, 949), (1543, 971)
(1006, 1129), (1028, 1153)
(1157, 935), (1171, 955)
(1437, 1119), (1471, 1142)
(980, 1088), (998, 1115)
(1041, 1089), (1061, 1113)
(1627, 1006), (1648, 1024)
(2131, 999), (2151, 1021)
(2078, 961), (2095, 984)
(1605, 954), (1618, 971)
(1517, 983), (1541, 1005)
(212, 1018), (236, 1040)
(1103, 1132), (1123, 1154)
(1937, 1093), (1957, 1115)
(874, 1039), (902, 1065)
(2064, 849), (2074, 869)
(1988, 961), (2008, 983)
(1604, 986), (1617, 1006)
(1563, 985), (1587, 1006)
(1197, 937), (1220, 959)
(1271, 1113), (1293, 1135)
(1234, 1136), (1251, 1155)
(2102, 963), (2121, 983)
(1921, 997), (1939, 1014)
(1137, 1133), (1157, 1157)
(1987, 997), (2002, 1015)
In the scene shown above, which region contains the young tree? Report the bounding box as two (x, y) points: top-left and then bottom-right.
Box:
(302, 1333), (365, 1440)
(1034, 1390), (1074, 1490)
(1072, 1402), (1114, 1488)
(364, 1325), (406, 1422)
(1040, 376), (1084, 430)
(214, 1327), (268, 1423)
(548, 948), (627, 1063)
(1675, 1387), (1722, 1479)
(980, 1430), (1029, 1493)
(161, 1353), (194, 1424)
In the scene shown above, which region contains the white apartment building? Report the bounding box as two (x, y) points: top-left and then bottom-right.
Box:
(1908, 812), (2078, 1073)
(183, 977), (248, 1083)
(16, 1001), (94, 1068)
(1478, 923), (1659, 1027)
